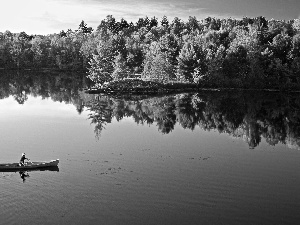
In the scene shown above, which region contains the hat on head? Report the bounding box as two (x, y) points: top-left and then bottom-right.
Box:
(22, 153), (26, 156)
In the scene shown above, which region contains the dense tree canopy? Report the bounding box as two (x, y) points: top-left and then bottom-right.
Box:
(1, 16), (300, 89)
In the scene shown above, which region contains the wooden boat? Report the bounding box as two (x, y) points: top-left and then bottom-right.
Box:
(0, 159), (59, 171)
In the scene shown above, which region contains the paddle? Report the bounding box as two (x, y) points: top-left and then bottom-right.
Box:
(25, 158), (32, 165)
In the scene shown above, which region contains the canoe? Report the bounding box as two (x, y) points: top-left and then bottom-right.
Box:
(0, 159), (59, 171)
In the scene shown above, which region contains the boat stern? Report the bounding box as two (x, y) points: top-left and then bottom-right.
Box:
(50, 159), (59, 166)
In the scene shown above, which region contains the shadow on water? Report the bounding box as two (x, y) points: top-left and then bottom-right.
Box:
(1, 70), (300, 150)
(0, 166), (60, 173)
(1, 167), (59, 183)
(19, 171), (30, 182)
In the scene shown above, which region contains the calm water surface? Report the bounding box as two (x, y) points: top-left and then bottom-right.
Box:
(0, 72), (299, 225)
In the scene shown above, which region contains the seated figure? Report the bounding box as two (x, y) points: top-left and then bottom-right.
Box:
(19, 153), (29, 166)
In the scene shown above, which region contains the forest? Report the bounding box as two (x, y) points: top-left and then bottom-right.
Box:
(1, 16), (300, 89)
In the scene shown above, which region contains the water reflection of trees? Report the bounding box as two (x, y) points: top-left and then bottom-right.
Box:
(1, 70), (300, 150)
(86, 92), (300, 150)
(0, 70), (90, 114)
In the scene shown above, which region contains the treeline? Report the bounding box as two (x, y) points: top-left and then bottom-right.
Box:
(0, 21), (92, 70)
(2, 16), (300, 89)
(86, 92), (300, 149)
(87, 16), (300, 89)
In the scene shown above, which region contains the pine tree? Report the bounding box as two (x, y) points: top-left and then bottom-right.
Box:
(87, 41), (114, 86)
(112, 53), (130, 80)
(177, 41), (206, 82)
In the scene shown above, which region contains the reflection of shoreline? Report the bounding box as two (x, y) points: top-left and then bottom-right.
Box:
(85, 92), (300, 150)
(286, 137), (300, 150)
(232, 127), (300, 150)
(1, 71), (300, 150)
(0, 70), (89, 113)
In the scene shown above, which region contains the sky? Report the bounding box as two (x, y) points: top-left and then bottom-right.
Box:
(1, 0), (300, 35)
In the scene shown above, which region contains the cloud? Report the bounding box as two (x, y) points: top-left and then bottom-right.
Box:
(0, 0), (243, 34)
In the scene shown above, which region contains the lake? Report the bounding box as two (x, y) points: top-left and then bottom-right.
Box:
(0, 71), (299, 225)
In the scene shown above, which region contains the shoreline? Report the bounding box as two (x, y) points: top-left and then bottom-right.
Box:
(85, 80), (300, 94)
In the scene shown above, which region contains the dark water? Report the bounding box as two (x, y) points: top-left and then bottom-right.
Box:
(0, 71), (299, 225)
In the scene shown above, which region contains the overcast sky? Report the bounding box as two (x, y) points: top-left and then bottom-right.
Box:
(1, 0), (300, 35)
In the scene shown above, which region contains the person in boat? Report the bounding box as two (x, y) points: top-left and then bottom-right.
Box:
(19, 153), (30, 166)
